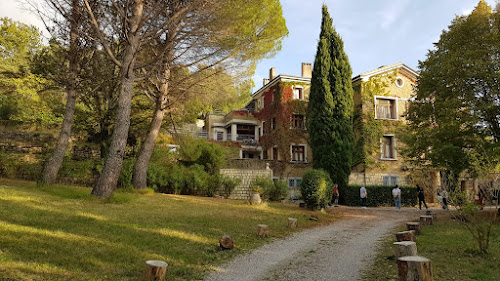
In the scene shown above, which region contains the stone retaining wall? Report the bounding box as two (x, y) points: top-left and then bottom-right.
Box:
(220, 168), (272, 200)
(349, 172), (411, 186)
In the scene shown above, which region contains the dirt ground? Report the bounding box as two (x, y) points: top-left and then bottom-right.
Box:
(204, 207), (427, 281)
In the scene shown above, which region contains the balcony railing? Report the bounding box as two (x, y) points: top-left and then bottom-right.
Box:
(236, 134), (256, 144)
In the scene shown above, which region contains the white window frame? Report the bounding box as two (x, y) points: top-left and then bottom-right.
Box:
(293, 86), (304, 100)
(374, 95), (399, 121)
(290, 144), (307, 163)
(380, 134), (397, 160)
(288, 177), (302, 188)
(395, 76), (405, 88)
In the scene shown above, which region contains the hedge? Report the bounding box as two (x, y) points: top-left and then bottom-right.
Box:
(343, 185), (417, 207)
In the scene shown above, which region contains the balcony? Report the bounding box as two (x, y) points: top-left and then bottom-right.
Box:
(236, 134), (256, 144)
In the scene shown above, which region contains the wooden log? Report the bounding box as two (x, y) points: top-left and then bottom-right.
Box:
(420, 215), (433, 226)
(144, 260), (168, 281)
(219, 234), (234, 250)
(395, 230), (416, 242)
(393, 241), (418, 260)
(397, 256), (433, 281)
(406, 222), (421, 235)
(288, 217), (298, 228)
(257, 224), (269, 238)
(310, 215), (318, 221)
(426, 210), (437, 222)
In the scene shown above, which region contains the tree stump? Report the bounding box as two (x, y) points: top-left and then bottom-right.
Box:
(406, 222), (421, 235)
(219, 234), (234, 250)
(310, 215), (318, 221)
(425, 210), (437, 222)
(144, 260), (168, 281)
(257, 224), (269, 238)
(397, 256), (433, 281)
(420, 215), (433, 226)
(288, 217), (298, 228)
(394, 241), (418, 260)
(395, 230), (416, 242)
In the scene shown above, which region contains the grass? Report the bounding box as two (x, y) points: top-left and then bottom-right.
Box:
(362, 213), (500, 281)
(0, 178), (337, 281)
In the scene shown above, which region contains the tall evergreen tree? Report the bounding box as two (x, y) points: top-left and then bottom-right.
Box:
(308, 5), (354, 194)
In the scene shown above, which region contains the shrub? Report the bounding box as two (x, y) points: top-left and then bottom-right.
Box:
(251, 177), (274, 196)
(184, 164), (209, 195)
(178, 137), (227, 174)
(58, 159), (99, 186)
(269, 180), (288, 201)
(118, 159), (135, 188)
(206, 173), (222, 197)
(342, 185), (417, 207)
(221, 176), (241, 199)
(300, 170), (333, 210)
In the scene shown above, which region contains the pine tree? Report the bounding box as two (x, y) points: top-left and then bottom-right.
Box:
(308, 5), (354, 194)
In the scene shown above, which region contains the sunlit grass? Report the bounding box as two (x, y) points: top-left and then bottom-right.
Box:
(362, 213), (500, 281)
(0, 178), (338, 280)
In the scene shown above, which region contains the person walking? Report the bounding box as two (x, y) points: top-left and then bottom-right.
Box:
(416, 184), (428, 210)
(392, 185), (401, 210)
(333, 184), (340, 207)
(360, 186), (367, 209)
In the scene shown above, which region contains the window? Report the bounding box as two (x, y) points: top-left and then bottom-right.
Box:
(216, 131), (224, 141)
(395, 77), (404, 88)
(262, 121), (267, 135)
(293, 87), (303, 100)
(291, 145), (306, 162)
(288, 177), (302, 188)
(383, 175), (398, 186)
(272, 147), (278, 160)
(291, 114), (305, 129)
(381, 136), (395, 159)
(263, 150), (268, 160)
(271, 117), (277, 130)
(375, 97), (396, 119)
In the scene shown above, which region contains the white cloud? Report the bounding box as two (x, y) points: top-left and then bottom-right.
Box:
(378, 0), (412, 30)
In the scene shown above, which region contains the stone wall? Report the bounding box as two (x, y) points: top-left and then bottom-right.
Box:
(349, 172), (411, 186)
(220, 168), (272, 200)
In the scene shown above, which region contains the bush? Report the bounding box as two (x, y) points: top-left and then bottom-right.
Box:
(342, 185), (417, 207)
(300, 170), (333, 210)
(58, 159), (100, 186)
(178, 137), (227, 174)
(118, 159), (135, 188)
(221, 176), (241, 199)
(206, 173), (222, 197)
(184, 164), (210, 195)
(250, 177), (288, 201)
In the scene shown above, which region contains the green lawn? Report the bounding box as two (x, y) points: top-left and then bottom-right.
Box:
(0, 179), (337, 280)
(362, 213), (500, 281)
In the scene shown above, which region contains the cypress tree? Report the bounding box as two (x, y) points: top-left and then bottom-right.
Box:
(308, 5), (354, 195)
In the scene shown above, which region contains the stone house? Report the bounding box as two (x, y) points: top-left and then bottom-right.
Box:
(204, 62), (430, 198)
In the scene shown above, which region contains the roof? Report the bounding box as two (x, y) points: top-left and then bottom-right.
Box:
(251, 74), (311, 98)
(352, 62), (419, 84)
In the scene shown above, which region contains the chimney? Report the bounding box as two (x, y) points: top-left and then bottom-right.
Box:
(263, 78), (270, 86)
(269, 67), (276, 80)
(301, 63), (312, 78)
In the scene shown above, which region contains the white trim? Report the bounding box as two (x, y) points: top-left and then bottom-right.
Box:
(352, 62), (419, 84)
(224, 119), (258, 126)
(293, 86), (305, 100)
(290, 143), (307, 163)
(374, 95), (399, 121)
(380, 135), (397, 160)
(252, 74), (311, 98)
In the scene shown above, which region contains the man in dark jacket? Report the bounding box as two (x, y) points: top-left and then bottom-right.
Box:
(416, 184), (428, 210)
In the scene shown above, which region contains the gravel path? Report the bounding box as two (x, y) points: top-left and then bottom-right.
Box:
(204, 207), (419, 281)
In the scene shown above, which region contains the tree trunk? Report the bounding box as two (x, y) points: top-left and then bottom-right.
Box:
(92, 0), (144, 198)
(288, 217), (298, 228)
(393, 241), (418, 261)
(395, 230), (416, 242)
(406, 222), (421, 235)
(257, 224), (269, 238)
(144, 260), (168, 281)
(132, 67), (170, 189)
(39, 0), (81, 185)
(420, 215), (433, 226)
(397, 256), (433, 281)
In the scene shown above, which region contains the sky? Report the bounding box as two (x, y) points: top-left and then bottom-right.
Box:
(1, 0), (497, 91)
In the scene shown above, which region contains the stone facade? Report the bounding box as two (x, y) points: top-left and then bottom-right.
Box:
(220, 168), (272, 200)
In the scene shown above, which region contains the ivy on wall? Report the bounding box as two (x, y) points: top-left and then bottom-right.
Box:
(352, 70), (406, 170)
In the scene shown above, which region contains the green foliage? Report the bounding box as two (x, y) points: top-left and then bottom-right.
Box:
(342, 185), (417, 207)
(300, 169), (334, 210)
(250, 177), (288, 201)
(402, 1), (500, 190)
(0, 151), (41, 181)
(118, 159), (135, 188)
(221, 176), (241, 199)
(59, 159), (100, 187)
(308, 5), (354, 190)
(178, 137), (227, 174)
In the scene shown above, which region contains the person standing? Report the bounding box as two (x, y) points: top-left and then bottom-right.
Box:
(333, 184), (340, 207)
(416, 184), (428, 210)
(441, 188), (449, 210)
(392, 185), (401, 210)
(360, 186), (367, 209)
